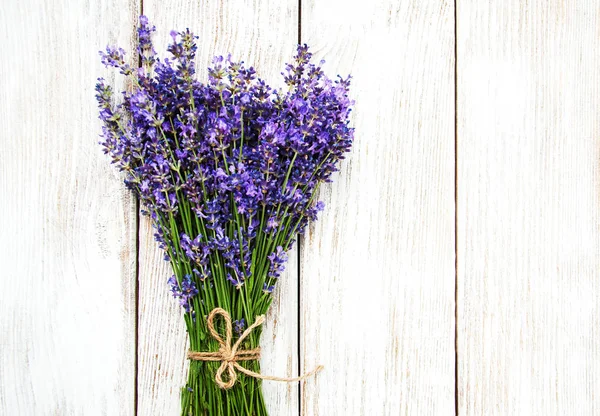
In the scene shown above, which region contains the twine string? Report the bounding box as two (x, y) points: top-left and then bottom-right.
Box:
(187, 307), (323, 389)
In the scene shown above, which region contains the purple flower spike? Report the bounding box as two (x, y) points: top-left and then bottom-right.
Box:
(137, 15), (156, 67)
(169, 274), (199, 313)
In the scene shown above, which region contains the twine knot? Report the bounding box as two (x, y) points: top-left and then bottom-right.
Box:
(220, 346), (235, 362)
(187, 307), (323, 389)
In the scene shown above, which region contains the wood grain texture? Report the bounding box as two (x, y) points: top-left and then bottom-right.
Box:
(4, 1), (600, 414)
(457, 1), (600, 414)
(0, 0), (138, 414)
(136, 2), (300, 415)
(299, 1), (456, 415)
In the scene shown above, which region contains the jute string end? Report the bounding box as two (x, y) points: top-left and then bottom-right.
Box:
(187, 307), (323, 390)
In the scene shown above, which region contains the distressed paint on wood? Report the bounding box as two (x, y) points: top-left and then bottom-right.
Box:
(299, 0), (456, 415)
(136, 1), (300, 415)
(4, 1), (600, 414)
(0, 0), (138, 414)
(457, 1), (600, 414)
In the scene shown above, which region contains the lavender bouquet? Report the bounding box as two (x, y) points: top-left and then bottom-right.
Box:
(96, 16), (353, 416)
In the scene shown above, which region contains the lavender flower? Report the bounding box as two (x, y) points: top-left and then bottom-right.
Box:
(267, 246), (287, 279)
(168, 274), (199, 313)
(99, 46), (133, 75)
(137, 15), (156, 68)
(233, 318), (246, 336)
(97, 19), (352, 294)
(97, 15), (353, 415)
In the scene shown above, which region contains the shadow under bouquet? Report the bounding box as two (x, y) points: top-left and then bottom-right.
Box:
(96, 16), (353, 416)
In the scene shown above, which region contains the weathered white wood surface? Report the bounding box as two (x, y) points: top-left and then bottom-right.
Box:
(0, 0), (138, 415)
(4, 0), (600, 415)
(300, 0), (456, 415)
(457, 1), (600, 415)
(137, 1), (300, 415)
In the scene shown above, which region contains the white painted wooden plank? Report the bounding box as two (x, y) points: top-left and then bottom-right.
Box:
(300, 1), (456, 415)
(0, 1), (138, 414)
(137, 2), (300, 415)
(457, 2), (600, 414)
(137, 227), (189, 416)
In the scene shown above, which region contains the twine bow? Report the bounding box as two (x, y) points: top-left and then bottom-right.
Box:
(187, 307), (323, 389)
